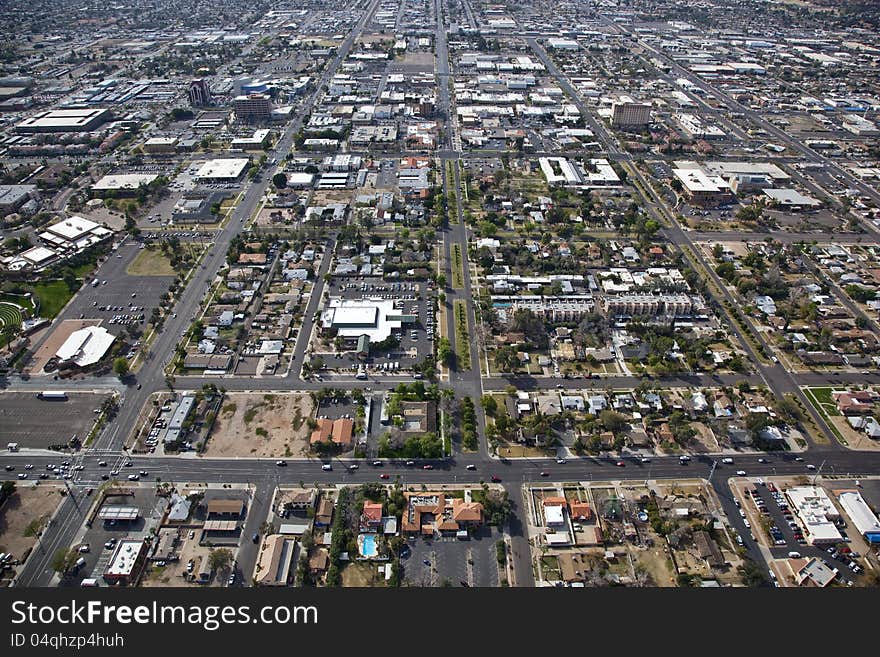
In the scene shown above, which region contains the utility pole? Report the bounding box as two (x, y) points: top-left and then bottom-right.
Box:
(707, 459), (717, 484)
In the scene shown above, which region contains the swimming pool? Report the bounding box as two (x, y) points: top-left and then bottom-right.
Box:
(359, 534), (377, 558)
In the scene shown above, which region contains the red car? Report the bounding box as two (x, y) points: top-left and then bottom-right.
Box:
(615, 461), (626, 467)
(422, 464), (433, 470)
(491, 475), (501, 483)
(379, 473), (390, 479)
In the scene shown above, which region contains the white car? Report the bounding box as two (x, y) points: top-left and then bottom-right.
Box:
(556, 458), (566, 464)
(736, 470), (747, 476)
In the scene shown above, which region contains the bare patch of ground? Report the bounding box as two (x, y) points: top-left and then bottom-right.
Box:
(204, 392), (315, 458)
(0, 485), (65, 563)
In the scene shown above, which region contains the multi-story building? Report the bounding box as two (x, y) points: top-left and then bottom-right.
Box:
(611, 98), (652, 129)
(233, 93), (273, 122)
(188, 79), (212, 107)
(494, 295), (595, 323)
(603, 293), (694, 317)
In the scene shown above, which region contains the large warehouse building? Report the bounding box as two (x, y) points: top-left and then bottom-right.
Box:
(835, 490), (880, 544)
(321, 298), (416, 343)
(195, 158), (250, 182)
(15, 108), (112, 133)
(55, 326), (116, 368)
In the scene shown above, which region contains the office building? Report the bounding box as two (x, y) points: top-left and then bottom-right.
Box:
(234, 93), (273, 121)
(611, 99), (652, 129)
(188, 79), (212, 107)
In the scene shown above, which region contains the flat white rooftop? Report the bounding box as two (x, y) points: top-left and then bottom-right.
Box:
(196, 158), (250, 180)
(45, 215), (102, 242)
(92, 173), (160, 191)
(55, 325), (115, 367)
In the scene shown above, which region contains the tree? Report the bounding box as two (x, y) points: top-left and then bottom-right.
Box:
(208, 548), (234, 572)
(51, 548), (78, 574)
(494, 345), (519, 373)
(481, 394), (498, 416)
(113, 357), (129, 379)
(272, 172), (287, 188)
(599, 410), (628, 434)
(0, 480), (15, 504)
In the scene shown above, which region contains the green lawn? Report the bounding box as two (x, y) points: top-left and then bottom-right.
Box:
(31, 281), (74, 319)
(127, 248), (177, 276)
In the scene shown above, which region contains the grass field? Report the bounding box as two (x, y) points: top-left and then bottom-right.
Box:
(126, 248), (177, 276)
(803, 387), (843, 443)
(31, 281), (73, 319)
(451, 244), (464, 289)
(454, 300), (471, 370)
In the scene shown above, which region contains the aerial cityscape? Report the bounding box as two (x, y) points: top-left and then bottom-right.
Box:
(1, 0), (880, 591)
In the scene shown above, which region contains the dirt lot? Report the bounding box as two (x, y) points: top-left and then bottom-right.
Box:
(204, 392), (315, 458)
(26, 319), (102, 373)
(830, 417), (880, 451)
(341, 561), (387, 587)
(0, 484), (64, 563)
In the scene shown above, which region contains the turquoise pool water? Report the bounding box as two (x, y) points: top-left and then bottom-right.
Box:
(361, 534), (377, 557)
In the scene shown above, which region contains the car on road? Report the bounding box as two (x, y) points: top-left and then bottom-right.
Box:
(110, 470), (119, 476)
(379, 474), (390, 479)
(539, 471), (549, 477)
(348, 464), (359, 471)
(139, 470), (148, 477)
(17, 473), (27, 479)
(275, 460), (287, 466)
(104, 539), (117, 549)
(721, 458), (734, 464)
(757, 458), (768, 463)
(491, 475), (501, 483)
(372, 460), (382, 466)
(127, 474), (139, 481)
(98, 461), (107, 467)
(640, 457), (651, 463)
(321, 464), (332, 471)
(556, 458), (566, 464)
(4, 465), (13, 471)
(794, 457), (804, 462)
(227, 573), (235, 586)
(24, 464), (33, 470)
(252, 533), (259, 543)
(466, 464), (476, 470)
(806, 464), (816, 470)
(405, 460), (415, 466)
(615, 461), (625, 467)
(422, 464), (433, 470)
(736, 470), (747, 476)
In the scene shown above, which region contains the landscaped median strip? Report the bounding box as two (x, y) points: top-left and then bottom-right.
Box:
(454, 299), (471, 370)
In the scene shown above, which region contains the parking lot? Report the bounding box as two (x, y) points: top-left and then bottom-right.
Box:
(60, 486), (167, 587)
(0, 392), (108, 449)
(744, 482), (865, 584)
(320, 277), (435, 373)
(60, 239), (174, 340)
(401, 526), (500, 587)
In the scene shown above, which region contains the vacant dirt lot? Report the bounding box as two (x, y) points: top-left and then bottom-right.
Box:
(830, 417), (880, 452)
(0, 485), (64, 562)
(204, 393), (314, 458)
